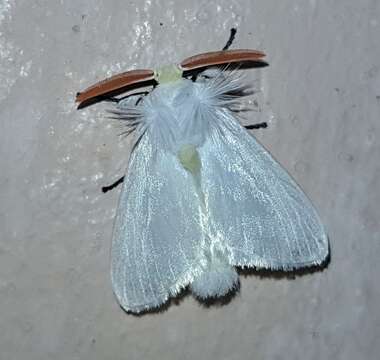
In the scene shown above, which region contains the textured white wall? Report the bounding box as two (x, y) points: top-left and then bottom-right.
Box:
(1, 1), (379, 359)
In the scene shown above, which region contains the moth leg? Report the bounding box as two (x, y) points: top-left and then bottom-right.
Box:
(191, 28), (238, 82)
(244, 122), (268, 130)
(102, 92), (149, 192)
(104, 97), (120, 103)
(134, 92), (149, 105)
(222, 28), (237, 51)
(102, 176), (125, 193)
(105, 91), (150, 105)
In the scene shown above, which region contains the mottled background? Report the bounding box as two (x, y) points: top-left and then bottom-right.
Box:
(1, 1), (379, 359)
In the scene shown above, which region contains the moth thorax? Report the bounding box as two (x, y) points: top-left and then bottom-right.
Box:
(154, 64), (183, 83)
(177, 144), (201, 175)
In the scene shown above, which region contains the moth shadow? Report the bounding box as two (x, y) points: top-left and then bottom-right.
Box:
(183, 60), (268, 79)
(125, 250), (330, 316)
(196, 283), (240, 309)
(228, 61), (269, 70)
(238, 250), (331, 280)
(123, 287), (190, 317)
(197, 250), (331, 309)
(125, 284), (239, 317)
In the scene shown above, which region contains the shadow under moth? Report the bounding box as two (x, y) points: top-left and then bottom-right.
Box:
(76, 36), (329, 314)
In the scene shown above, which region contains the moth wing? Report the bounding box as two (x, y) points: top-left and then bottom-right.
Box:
(111, 133), (203, 313)
(200, 113), (329, 270)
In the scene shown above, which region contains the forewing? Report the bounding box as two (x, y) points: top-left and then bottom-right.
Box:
(200, 111), (329, 270)
(111, 133), (204, 313)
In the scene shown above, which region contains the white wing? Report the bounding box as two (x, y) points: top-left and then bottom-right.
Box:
(110, 72), (328, 313)
(111, 133), (204, 313)
(200, 109), (329, 270)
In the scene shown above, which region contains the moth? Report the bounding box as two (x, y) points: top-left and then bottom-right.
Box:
(76, 46), (329, 314)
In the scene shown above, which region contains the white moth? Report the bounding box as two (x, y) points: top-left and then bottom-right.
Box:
(76, 49), (329, 314)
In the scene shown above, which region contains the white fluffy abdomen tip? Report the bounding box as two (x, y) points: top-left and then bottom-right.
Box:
(190, 264), (239, 299)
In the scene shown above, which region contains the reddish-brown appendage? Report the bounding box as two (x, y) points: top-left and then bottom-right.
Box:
(75, 49), (266, 108)
(180, 49), (266, 71)
(76, 69), (155, 108)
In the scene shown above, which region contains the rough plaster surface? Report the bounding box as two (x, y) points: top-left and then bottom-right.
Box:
(1, 1), (379, 359)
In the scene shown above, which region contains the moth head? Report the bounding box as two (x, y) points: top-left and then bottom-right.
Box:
(154, 64), (183, 84)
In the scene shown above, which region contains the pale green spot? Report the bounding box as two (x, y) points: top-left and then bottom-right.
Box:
(178, 144), (201, 175)
(154, 64), (182, 83)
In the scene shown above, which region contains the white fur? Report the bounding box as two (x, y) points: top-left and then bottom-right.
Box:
(190, 259), (239, 299)
(110, 69), (328, 313)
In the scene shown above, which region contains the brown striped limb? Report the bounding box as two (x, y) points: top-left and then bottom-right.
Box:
(180, 49), (266, 71)
(76, 69), (155, 109)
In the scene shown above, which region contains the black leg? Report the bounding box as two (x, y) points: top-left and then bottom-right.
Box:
(222, 28), (237, 51)
(135, 93), (149, 105)
(104, 91), (150, 105)
(102, 176), (125, 193)
(104, 97), (120, 103)
(244, 122), (268, 130)
(192, 28), (238, 83)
